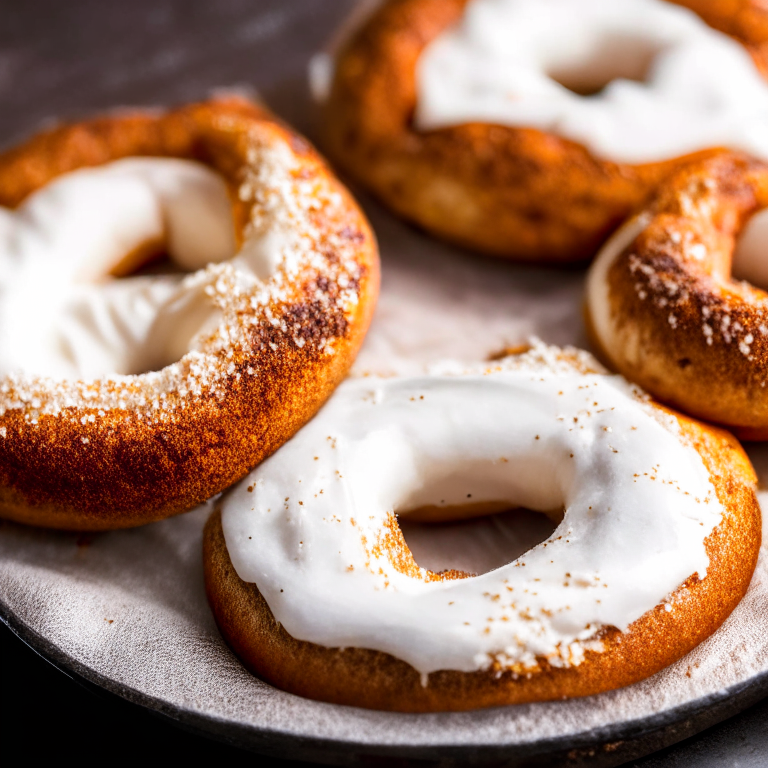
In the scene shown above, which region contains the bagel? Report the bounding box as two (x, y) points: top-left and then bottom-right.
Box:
(0, 98), (378, 530)
(318, 0), (768, 262)
(585, 152), (768, 439)
(204, 344), (760, 712)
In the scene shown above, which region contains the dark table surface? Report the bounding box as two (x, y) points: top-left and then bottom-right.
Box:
(1, 2), (767, 765)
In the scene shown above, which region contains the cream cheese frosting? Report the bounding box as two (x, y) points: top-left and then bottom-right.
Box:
(415, 0), (768, 164)
(0, 158), (238, 379)
(221, 345), (722, 675)
(734, 209), (768, 290)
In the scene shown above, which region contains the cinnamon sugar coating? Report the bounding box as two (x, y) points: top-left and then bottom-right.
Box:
(322, 0), (768, 262)
(204, 411), (760, 712)
(586, 153), (768, 438)
(0, 98), (379, 529)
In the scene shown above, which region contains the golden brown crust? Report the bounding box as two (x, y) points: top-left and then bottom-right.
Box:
(203, 411), (760, 712)
(585, 152), (768, 438)
(0, 98), (379, 530)
(322, 0), (768, 262)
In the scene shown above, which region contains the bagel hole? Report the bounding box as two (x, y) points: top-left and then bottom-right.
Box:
(99, 170), (240, 375)
(112, 249), (189, 278)
(399, 506), (559, 577)
(547, 33), (661, 97)
(94, 242), (223, 377)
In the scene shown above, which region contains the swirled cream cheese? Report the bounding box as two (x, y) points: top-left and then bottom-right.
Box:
(416, 0), (768, 164)
(221, 346), (723, 675)
(0, 158), (241, 379)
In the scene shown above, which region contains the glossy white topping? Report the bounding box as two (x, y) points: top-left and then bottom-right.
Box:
(734, 210), (768, 290)
(416, 0), (768, 164)
(0, 158), (238, 379)
(221, 346), (722, 675)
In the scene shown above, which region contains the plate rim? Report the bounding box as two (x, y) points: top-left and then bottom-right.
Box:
(3, 596), (767, 767)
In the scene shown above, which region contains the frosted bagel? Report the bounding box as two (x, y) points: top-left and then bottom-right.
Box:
(318, 0), (768, 262)
(586, 152), (768, 439)
(0, 98), (378, 530)
(204, 345), (760, 711)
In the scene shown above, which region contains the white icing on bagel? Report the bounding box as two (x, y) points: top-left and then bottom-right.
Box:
(416, 0), (768, 164)
(221, 345), (722, 675)
(734, 209), (768, 290)
(0, 158), (239, 379)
